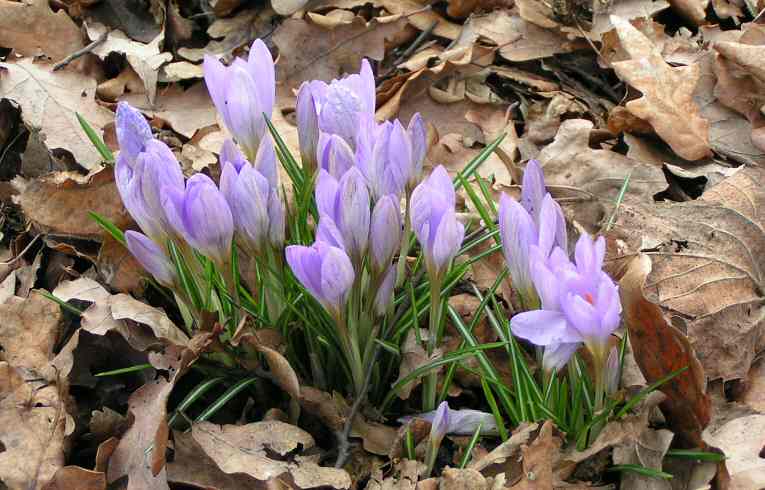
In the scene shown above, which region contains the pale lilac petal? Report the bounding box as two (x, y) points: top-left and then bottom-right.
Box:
(337, 167), (370, 259)
(220, 160), (239, 204)
(407, 112), (427, 186)
(203, 55), (229, 121)
(370, 195), (402, 272)
(537, 194), (559, 257)
(318, 243), (355, 310)
(231, 165), (270, 252)
(286, 245), (323, 299)
(373, 266), (396, 315)
(560, 293), (600, 340)
(226, 67), (264, 158)
(296, 83), (319, 170)
(316, 215), (346, 250)
(254, 135), (278, 189)
(315, 169), (339, 219)
(125, 230), (176, 287)
(511, 309), (583, 345)
(499, 194), (537, 296)
(220, 139), (247, 172)
(430, 401), (450, 443)
(323, 134), (355, 178)
(521, 159), (546, 223)
(430, 210), (464, 273)
(116, 102), (152, 161)
(246, 39), (275, 118)
(542, 342), (579, 372)
(358, 58), (376, 114)
(318, 84), (363, 147)
(268, 190), (285, 248)
(399, 406), (498, 436)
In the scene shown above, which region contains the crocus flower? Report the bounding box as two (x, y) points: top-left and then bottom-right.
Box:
(364, 119), (411, 200)
(520, 159), (546, 223)
(511, 234), (621, 367)
(314, 59), (375, 148)
(399, 404), (499, 436)
(203, 39), (275, 160)
(606, 346), (620, 395)
(296, 82), (320, 172)
(315, 168), (371, 264)
(373, 266), (396, 316)
(125, 231), (177, 288)
(369, 194), (402, 274)
(318, 133), (355, 179)
(286, 241), (355, 317)
(407, 113), (427, 189)
(162, 174), (234, 266)
(115, 102), (184, 245)
(499, 191), (566, 308)
(410, 165), (465, 280)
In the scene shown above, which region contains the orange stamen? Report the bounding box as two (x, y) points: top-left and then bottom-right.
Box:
(584, 292), (595, 305)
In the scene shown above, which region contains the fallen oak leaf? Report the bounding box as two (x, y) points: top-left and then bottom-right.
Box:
(0, 0), (83, 63)
(609, 15), (711, 161)
(192, 421), (351, 488)
(0, 58), (114, 169)
(620, 254), (711, 446)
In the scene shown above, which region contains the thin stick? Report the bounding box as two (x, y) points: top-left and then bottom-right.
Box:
(53, 30), (108, 71)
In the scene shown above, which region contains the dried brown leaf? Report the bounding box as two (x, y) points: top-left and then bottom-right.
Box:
(510, 421), (560, 489)
(0, 0), (83, 63)
(0, 59), (114, 169)
(610, 16), (711, 161)
(620, 254), (711, 446)
(43, 466), (106, 490)
(612, 428), (674, 490)
(121, 83), (216, 139)
(192, 421), (351, 488)
(704, 414), (765, 489)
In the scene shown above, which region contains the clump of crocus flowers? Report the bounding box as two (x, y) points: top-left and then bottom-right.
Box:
(111, 37), (622, 450)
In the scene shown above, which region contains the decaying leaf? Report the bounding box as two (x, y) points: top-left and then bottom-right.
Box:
(609, 16), (711, 161)
(0, 58), (114, 169)
(15, 169), (131, 239)
(0, 0), (83, 63)
(704, 414), (765, 489)
(613, 428), (674, 490)
(192, 420), (351, 488)
(44, 466), (107, 490)
(273, 15), (408, 104)
(620, 254), (711, 446)
(86, 22), (173, 105)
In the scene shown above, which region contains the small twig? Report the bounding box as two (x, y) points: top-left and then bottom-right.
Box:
(391, 20), (439, 67)
(0, 234), (41, 266)
(53, 30), (108, 71)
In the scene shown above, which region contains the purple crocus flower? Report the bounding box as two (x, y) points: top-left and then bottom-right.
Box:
(498, 161), (566, 307)
(407, 113), (428, 190)
(115, 102), (184, 245)
(373, 266), (396, 315)
(370, 194), (402, 274)
(365, 119), (411, 200)
(429, 401), (450, 445)
(296, 82), (320, 172)
(314, 59), (375, 148)
(410, 165), (465, 280)
(203, 39), (275, 160)
(315, 168), (370, 264)
(511, 234), (621, 367)
(399, 403), (499, 436)
(162, 174), (234, 266)
(125, 231), (177, 288)
(286, 241), (355, 317)
(318, 133), (355, 179)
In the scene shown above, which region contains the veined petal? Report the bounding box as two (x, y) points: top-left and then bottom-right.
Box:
(219, 139), (248, 172)
(316, 215), (346, 250)
(511, 309), (583, 345)
(254, 135), (278, 189)
(315, 169), (339, 219)
(318, 243), (355, 310)
(246, 39), (275, 118)
(116, 102), (152, 161)
(430, 210), (464, 274)
(373, 266), (396, 315)
(338, 167), (370, 259)
(226, 67), (264, 158)
(561, 292), (600, 341)
(521, 159), (546, 223)
(407, 113), (427, 186)
(125, 230), (176, 287)
(499, 194), (537, 296)
(296, 83), (319, 170)
(542, 342), (579, 372)
(370, 195), (402, 272)
(286, 245), (323, 299)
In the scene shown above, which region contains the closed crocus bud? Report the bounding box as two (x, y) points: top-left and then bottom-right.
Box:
(162, 174), (234, 266)
(319, 133), (355, 179)
(116, 139), (185, 246)
(363, 120), (409, 200)
(410, 165), (465, 280)
(296, 82), (320, 172)
(116, 102), (152, 163)
(227, 162), (271, 255)
(286, 241), (355, 317)
(125, 231), (177, 288)
(315, 168), (371, 264)
(374, 266), (396, 316)
(203, 39), (275, 160)
(254, 135), (278, 190)
(316, 59), (375, 148)
(407, 113), (427, 189)
(268, 190), (285, 248)
(429, 401), (450, 446)
(498, 193), (538, 303)
(537, 194), (568, 256)
(370, 195), (402, 273)
(521, 159), (546, 223)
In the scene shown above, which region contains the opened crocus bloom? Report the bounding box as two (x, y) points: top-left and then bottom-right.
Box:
(203, 40), (275, 160)
(511, 234), (621, 369)
(410, 165), (465, 280)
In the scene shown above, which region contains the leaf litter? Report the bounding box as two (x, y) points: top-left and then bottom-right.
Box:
(0, 0), (764, 488)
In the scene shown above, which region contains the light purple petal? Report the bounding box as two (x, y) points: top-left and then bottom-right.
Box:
(286, 245), (323, 299)
(370, 195), (402, 272)
(316, 215), (346, 250)
(125, 230), (176, 287)
(338, 167), (370, 259)
(318, 243), (355, 310)
(220, 139), (248, 172)
(499, 194), (537, 296)
(430, 401), (450, 443)
(202, 55), (230, 122)
(315, 169), (339, 219)
(358, 58), (376, 115)
(268, 190), (285, 248)
(407, 113), (427, 186)
(246, 39), (275, 118)
(542, 342), (579, 372)
(296, 83), (319, 170)
(116, 102), (152, 161)
(521, 159), (546, 223)
(254, 135), (278, 189)
(374, 266), (396, 315)
(225, 67), (264, 159)
(560, 293), (600, 341)
(231, 164), (270, 252)
(318, 84), (363, 147)
(430, 210), (464, 274)
(511, 309), (583, 345)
